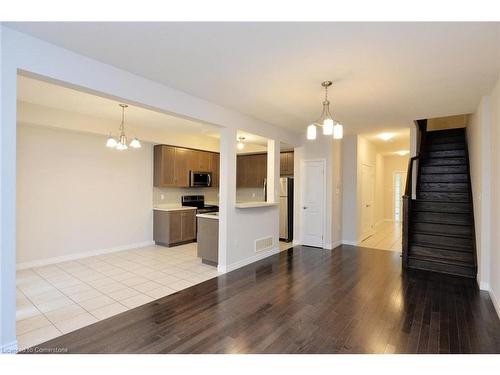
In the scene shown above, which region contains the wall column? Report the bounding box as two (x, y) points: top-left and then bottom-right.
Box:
(1, 25), (18, 352)
(217, 127), (237, 273)
(266, 139), (280, 203)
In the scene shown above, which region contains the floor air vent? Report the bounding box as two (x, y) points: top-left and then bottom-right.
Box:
(255, 236), (273, 252)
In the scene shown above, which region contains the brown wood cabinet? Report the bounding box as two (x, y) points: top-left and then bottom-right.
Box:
(237, 153), (267, 188)
(154, 145), (219, 188)
(209, 152), (220, 187)
(153, 209), (196, 247)
(280, 152), (294, 176)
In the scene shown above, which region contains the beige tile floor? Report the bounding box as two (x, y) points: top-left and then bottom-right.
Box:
(16, 243), (221, 349)
(358, 221), (403, 252)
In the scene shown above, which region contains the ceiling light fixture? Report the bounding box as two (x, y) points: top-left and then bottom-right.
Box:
(306, 81), (343, 140)
(106, 104), (141, 151)
(237, 136), (246, 150)
(396, 150), (409, 156)
(377, 133), (395, 141)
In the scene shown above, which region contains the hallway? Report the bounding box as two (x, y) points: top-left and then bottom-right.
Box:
(359, 221), (402, 252)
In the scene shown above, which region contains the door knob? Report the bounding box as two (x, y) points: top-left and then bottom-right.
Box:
(303, 206), (308, 209)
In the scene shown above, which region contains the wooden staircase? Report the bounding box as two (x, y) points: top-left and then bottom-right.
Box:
(402, 126), (477, 278)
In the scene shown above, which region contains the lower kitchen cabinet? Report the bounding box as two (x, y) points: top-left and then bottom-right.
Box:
(153, 209), (196, 247)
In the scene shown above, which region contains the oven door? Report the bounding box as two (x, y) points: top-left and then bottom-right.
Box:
(189, 171), (212, 187)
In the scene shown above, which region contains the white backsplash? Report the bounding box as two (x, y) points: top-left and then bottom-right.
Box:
(153, 187), (219, 205)
(236, 188), (266, 202)
(153, 187), (265, 205)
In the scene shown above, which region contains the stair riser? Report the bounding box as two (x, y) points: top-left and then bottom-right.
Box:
(426, 143), (465, 151)
(417, 192), (470, 202)
(427, 128), (465, 138)
(421, 157), (467, 166)
(426, 135), (465, 144)
(408, 259), (476, 278)
(412, 211), (472, 225)
(425, 150), (466, 158)
(412, 222), (472, 237)
(421, 165), (467, 174)
(409, 245), (474, 263)
(419, 182), (469, 192)
(413, 201), (470, 214)
(411, 233), (472, 250)
(419, 174), (468, 183)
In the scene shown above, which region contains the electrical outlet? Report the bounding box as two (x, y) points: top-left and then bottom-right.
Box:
(160, 194), (165, 200)
(252, 192), (256, 198)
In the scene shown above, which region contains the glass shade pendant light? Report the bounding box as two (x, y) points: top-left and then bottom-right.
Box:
(106, 133), (118, 148)
(307, 124), (317, 140)
(129, 138), (141, 149)
(333, 122), (343, 139)
(106, 104), (141, 150)
(237, 136), (245, 150)
(306, 81), (344, 140)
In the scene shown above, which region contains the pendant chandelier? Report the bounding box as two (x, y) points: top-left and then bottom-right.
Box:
(106, 104), (141, 150)
(306, 81), (343, 140)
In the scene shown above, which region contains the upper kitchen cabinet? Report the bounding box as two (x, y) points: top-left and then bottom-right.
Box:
(187, 149), (212, 172)
(154, 144), (219, 188)
(209, 152), (220, 187)
(154, 145), (176, 187)
(280, 151), (294, 176)
(237, 153), (267, 188)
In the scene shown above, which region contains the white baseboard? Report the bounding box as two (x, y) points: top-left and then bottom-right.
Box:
(1, 340), (18, 354)
(479, 281), (490, 291)
(489, 287), (500, 320)
(218, 246), (280, 274)
(342, 240), (358, 246)
(323, 241), (342, 250)
(16, 240), (155, 270)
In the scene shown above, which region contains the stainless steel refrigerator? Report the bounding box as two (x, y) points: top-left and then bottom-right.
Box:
(279, 177), (294, 242)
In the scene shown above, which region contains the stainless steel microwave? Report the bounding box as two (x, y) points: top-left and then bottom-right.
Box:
(189, 171), (212, 187)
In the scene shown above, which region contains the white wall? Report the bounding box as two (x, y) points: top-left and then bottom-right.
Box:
(341, 135), (358, 243)
(488, 76), (500, 316)
(0, 25), (300, 350)
(468, 74), (500, 318)
(16, 124), (154, 267)
(467, 96), (491, 288)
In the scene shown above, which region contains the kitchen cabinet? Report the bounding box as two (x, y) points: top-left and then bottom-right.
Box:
(197, 216), (219, 266)
(154, 145), (219, 187)
(153, 209), (196, 247)
(237, 153), (267, 188)
(209, 152), (220, 187)
(280, 152), (294, 176)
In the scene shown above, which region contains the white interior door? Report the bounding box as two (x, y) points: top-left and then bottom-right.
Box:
(301, 160), (325, 248)
(360, 163), (374, 240)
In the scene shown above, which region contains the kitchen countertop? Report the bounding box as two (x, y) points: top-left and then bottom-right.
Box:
(153, 205), (197, 212)
(196, 212), (219, 220)
(235, 202), (279, 209)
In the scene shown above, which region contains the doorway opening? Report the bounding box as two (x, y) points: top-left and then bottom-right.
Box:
(356, 129), (410, 252)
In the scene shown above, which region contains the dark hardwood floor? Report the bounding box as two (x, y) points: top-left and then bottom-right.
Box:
(30, 245), (500, 354)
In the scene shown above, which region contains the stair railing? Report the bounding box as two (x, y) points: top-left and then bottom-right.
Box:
(402, 120), (427, 268)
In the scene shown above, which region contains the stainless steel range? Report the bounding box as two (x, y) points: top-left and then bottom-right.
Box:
(181, 195), (219, 214)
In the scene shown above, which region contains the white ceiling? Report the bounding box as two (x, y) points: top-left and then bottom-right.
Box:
(18, 75), (274, 149)
(360, 128), (410, 155)
(17, 74), (220, 136)
(8, 22), (500, 135)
